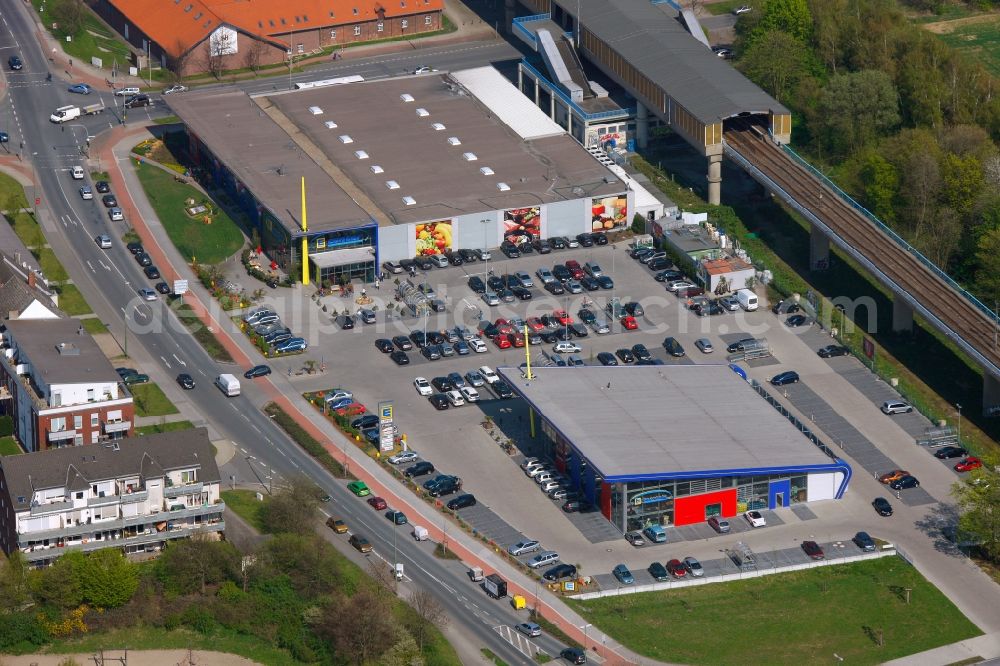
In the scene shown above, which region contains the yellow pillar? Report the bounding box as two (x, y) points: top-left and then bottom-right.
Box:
(301, 177), (310, 285)
(523, 323), (532, 380)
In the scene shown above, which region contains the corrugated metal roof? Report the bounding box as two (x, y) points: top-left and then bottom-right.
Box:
(451, 66), (566, 140)
(496, 365), (831, 480)
(572, 0), (788, 124)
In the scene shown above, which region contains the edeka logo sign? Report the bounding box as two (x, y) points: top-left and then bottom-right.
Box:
(632, 489), (673, 506)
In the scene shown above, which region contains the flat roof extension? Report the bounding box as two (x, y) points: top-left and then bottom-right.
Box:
(497, 365), (833, 481)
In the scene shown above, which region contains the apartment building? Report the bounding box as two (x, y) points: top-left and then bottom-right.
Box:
(0, 428), (225, 565)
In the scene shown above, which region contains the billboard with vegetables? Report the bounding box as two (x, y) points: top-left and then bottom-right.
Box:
(592, 196), (628, 232)
(415, 220), (452, 256)
(503, 207), (541, 246)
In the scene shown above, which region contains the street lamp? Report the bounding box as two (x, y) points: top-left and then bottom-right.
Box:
(480, 218), (491, 280)
(956, 403), (963, 443)
(581, 622), (592, 649)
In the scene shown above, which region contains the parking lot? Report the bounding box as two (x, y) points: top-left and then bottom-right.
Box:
(243, 236), (963, 583)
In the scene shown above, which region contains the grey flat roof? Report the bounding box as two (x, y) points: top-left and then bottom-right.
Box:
(496, 365), (832, 480)
(569, 0), (789, 124)
(6, 319), (118, 384)
(1, 428), (220, 512)
(167, 89), (372, 234)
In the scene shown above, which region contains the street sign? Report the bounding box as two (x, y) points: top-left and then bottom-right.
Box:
(378, 400), (394, 452)
(172, 279), (189, 295)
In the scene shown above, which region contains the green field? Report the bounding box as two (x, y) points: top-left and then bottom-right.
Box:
(130, 383), (179, 417)
(135, 420), (195, 436)
(932, 16), (1000, 76)
(568, 557), (981, 665)
(704, 0), (746, 16)
(0, 435), (23, 456)
(221, 489), (266, 531)
(54, 283), (92, 315)
(0, 173), (28, 210)
(37, 0), (131, 68)
(81, 317), (108, 334)
(134, 163), (244, 264)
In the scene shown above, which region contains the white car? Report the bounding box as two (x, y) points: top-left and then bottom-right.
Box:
(413, 377), (432, 396)
(138, 287), (156, 301)
(667, 279), (696, 292)
(744, 510), (766, 528)
(508, 539), (540, 556)
(445, 390), (465, 407)
(540, 479), (564, 493)
(459, 386), (480, 402)
(108, 207), (124, 221)
(479, 366), (499, 383)
(94, 234), (112, 249)
(527, 551), (560, 568)
(79, 185), (93, 200)
(413, 65), (437, 74)
(326, 389), (352, 403)
(536, 268), (555, 284)
(553, 342), (581, 354)
(469, 338), (488, 353)
(527, 466), (553, 478)
(163, 84), (188, 94)
(733, 4), (752, 15)
(388, 451), (419, 465)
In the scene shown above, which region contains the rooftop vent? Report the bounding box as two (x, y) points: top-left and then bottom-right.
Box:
(324, 120), (338, 129)
(497, 182), (510, 192)
(354, 150), (369, 159)
(56, 342), (80, 356)
(385, 180), (400, 190)
(308, 106), (323, 115)
(415, 108), (429, 117)
(338, 135), (353, 144)
(400, 93), (414, 103)
(447, 137), (461, 146)
(370, 165), (384, 174)
(479, 166), (494, 175)
(462, 152), (478, 161)
(402, 196), (416, 206)
(431, 122), (446, 131)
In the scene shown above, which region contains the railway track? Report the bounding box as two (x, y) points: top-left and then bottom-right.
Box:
(724, 124), (1000, 377)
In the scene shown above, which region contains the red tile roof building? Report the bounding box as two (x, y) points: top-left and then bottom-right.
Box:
(93, 0), (444, 76)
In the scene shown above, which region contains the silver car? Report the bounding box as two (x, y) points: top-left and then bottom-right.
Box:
(708, 516), (731, 533)
(695, 338), (714, 353)
(683, 556), (704, 577)
(465, 370), (486, 387)
(527, 551), (560, 568)
(508, 540), (541, 556)
(565, 279), (583, 294)
(482, 291), (500, 306)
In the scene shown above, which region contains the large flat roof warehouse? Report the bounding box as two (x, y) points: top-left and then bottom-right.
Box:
(496, 365), (834, 481)
(167, 70), (623, 232)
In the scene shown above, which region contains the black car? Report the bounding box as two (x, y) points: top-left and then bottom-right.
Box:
(446, 493), (477, 510)
(648, 561), (669, 582)
(817, 345), (850, 358)
(404, 461), (435, 478)
(631, 247), (654, 260)
(550, 236), (567, 250)
(770, 371), (800, 386)
(623, 302), (644, 317)
(431, 377), (454, 392)
(512, 286), (533, 300)
(494, 381), (514, 399)
(569, 323), (588, 338)
(591, 232), (608, 245)
(577, 308), (597, 325)
(580, 276), (600, 291)
(648, 258), (673, 272)
(414, 256), (435, 271)
(631, 343), (652, 361)
(8, 55), (22, 70)
(597, 352), (618, 366)
(410, 330), (427, 348)
(135, 253), (152, 268)
(244, 364), (271, 379)
(532, 238), (552, 254)
(727, 338), (757, 353)
(339, 316), (355, 330)
(427, 331), (446, 345)
(562, 499), (591, 512)
(853, 531), (876, 552)
(487, 275), (505, 292)
(102, 194), (118, 208)
(552, 264), (572, 282)
(575, 233), (595, 248)
(597, 275), (614, 289)
(890, 475), (920, 490)
(542, 563), (578, 582)
(445, 251), (463, 266)
(124, 94), (151, 108)
(352, 414), (378, 430)
(143, 265), (160, 280)
(375, 338), (394, 353)
(429, 393), (449, 410)
(421, 345), (442, 361)
(390, 350), (410, 365)
(616, 348), (636, 364)
(517, 241), (534, 254)
(545, 281), (565, 295)
(500, 240), (521, 258)
(873, 497), (893, 516)
(786, 314), (809, 327)
(458, 249), (479, 263)
(540, 331), (559, 344)
(95, 181), (111, 194)
(934, 446), (967, 459)
(662, 337), (685, 357)
(176, 373), (195, 390)
(393, 335), (413, 351)
(155, 281), (171, 294)
(126, 242), (143, 254)
(696, 302), (725, 317)
(654, 269), (684, 282)
(468, 276), (486, 293)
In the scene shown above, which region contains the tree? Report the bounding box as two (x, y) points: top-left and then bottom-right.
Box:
(0, 551), (31, 609)
(378, 633), (423, 666)
(78, 549), (138, 608)
(259, 475), (321, 535)
(859, 151), (899, 224)
(156, 538), (239, 595)
(976, 227), (1000, 301)
(243, 39), (266, 75)
(738, 30), (815, 103)
(739, 0), (813, 49)
(952, 459), (1000, 562)
(51, 0), (86, 37)
(408, 587), (448, 651)
(259, 533), (341, 597)
(817, 70), (900, 156)
(809, 0), (847, 73)
(320, 590), (397, 664)
(915, 205), (961, 270)
(941, 153), (984, 217)
(31, 550), (84, 609)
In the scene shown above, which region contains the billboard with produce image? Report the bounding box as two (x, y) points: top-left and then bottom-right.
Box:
(503, 207), (541, 246)
(415, 220), (452, 256)
(592, 195), (628, 232)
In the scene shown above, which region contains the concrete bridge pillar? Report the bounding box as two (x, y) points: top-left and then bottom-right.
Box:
(892, 296), (914, 333)
(810, 224), (830, 270)
(635, 101), (649, 150)
(707, 154), (722, 206)
(504, 0), (516, 35)
(983, 374), (1000, 416)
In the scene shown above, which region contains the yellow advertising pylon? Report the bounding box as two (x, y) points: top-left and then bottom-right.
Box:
(523, 323), (533, 380)
(301, 177), (310, 285)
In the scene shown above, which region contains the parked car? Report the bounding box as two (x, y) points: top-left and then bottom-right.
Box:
(560, 647), (587, 664)
(770, 371), (800, 386)
(508, 540), (541, 556)
(683, 556), (704, 577)
(612, 564), (634, 585)
(853, 531), (876, 552)
(695, 338), (714, 353)
(881, 400), (913, 415)
(662, 337), (685, 357)
(955, 456), (983, 472)
(878, 469), (910, 484)
(367, 496), (388, 510)
(542, 564), (577, 582)
(708, 516), (730, 533)
(404, 461), (435, 477)
(527, 551), (560, 569)
(388, 451), (419, 465)
(889, 475), (920, 490)
(934, 446), (967, 459)
(872, 497), (893, 516)
(347, 481), (370, 497)
(744, 510), (766, 528)
(666, 559), (687, 578)
(516, 622), (542, 638)
(818, 345), (850, 358)
(801, 540), (825, 560)
(648, 561), (669, 581)
(244, 364), (271, 379)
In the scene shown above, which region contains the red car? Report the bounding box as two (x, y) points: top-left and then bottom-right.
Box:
(493, 334), (512, 349)
(666, 559), (686, 578)
(367, 496), (388, 510)
(955, 456), (982, 472)
(553, 309), (572, 325)
(335, 402), (366, 417)
(878, 469), (909, 484)
(526, 317), (545, 332)
(565, 260), (584, 279)
(621, 315), (638, 330)
(801, 540), (824, 560)
(509, 332), (525, 348)
(495, 319), (515, 335)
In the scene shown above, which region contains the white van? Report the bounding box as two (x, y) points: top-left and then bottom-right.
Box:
(736, 288), (758, 311)
(50, 105), (80, 123)
(71, 166), (84, 180)
(114, 86), (141, 97)
(214, 373), (241, 397)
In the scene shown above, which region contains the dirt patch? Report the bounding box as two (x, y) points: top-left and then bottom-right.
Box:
(923, 13), (1000, 35)
(0, 650), (262, 666)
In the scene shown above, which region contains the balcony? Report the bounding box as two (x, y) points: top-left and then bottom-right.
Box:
(47, 429), (76, 444)
(17, 501), (225, 544)
(119, 490), (149, 505)
(164, 481), (203, 498)
(87, 493), (122, 508)
(29, 499), (73, 516)
(104, 421), (131, 434)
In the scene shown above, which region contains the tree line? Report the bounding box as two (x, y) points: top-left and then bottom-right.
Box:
(734, 0), (1000, 299)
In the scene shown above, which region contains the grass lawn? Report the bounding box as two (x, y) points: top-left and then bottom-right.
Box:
(130, 383), (179, 417)
(704, 0), (745, 16)
(0, 435), (23, 456)
(134, 162), (244, 264)
(37, 0), (132, 68)
(221, 489), (266, 532)
(81, 317), (108, 334)
(135, 420), (195, 436)
(32, 247), (68, 282)
(9, 211), (45, 248)
(170, 302), (235, 362)
(0, 173), (28, 210)
(568, 558), (980, 665)
(53, 284), (92, 315)
(932, 17), (1000, 77)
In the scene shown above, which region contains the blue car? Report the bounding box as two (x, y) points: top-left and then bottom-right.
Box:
(274, 337), (307, 353)
(612, 564), (634, 585)
(327, 397), (353, 411)
(68, 83), (92, 94)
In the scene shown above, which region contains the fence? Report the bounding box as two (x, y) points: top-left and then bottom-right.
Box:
(750, 380), (839, 460)
(512, 14), (550, 48)
(519, 59), (636, 122)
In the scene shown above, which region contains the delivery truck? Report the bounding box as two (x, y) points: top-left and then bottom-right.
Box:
(214, 373), (241, 397)
(50, 105), (81, 123)
(483, 573), (507, 599)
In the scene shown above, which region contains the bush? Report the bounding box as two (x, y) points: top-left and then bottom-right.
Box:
(0, 611), (47, 650)
(0, 415), (14, 437)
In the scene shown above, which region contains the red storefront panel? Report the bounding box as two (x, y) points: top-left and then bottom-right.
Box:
(673, 489), (737, 526)
(601, 481), (612, 520)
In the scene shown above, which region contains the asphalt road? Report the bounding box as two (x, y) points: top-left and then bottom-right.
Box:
(0, 5), (560, 664)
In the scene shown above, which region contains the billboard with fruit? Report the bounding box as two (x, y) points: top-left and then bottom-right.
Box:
(415, 220), (452, 255)
(503, 207), (541, 246)
(592, 196), (628, 232)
